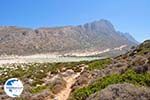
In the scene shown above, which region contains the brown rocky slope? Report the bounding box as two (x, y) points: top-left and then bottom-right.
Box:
(0, 19), (137, 56)
(68, 40), (150, 100)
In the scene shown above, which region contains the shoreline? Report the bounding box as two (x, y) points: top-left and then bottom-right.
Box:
(0, 55), (105, 65)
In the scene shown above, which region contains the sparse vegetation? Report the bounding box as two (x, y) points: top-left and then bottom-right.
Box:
(30, 85), (47, 94)
(69, 70), (150, 100)
(87, 58), (111, 71)
(0, 40), (149, 100)
(49, 77), (67, 94)
(0, 62), (85, 84)
(137, 40), (150, 55)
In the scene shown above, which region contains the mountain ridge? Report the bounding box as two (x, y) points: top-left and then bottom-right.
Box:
(0, 19), (138, 56)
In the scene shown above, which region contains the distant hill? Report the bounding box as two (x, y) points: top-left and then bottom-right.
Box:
(0, 19), (138, 56)
(122, 32), (139, 44)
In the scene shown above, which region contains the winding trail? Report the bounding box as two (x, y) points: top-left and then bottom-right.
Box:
(51, 67), (84, 100)
(54, 73), (80, 100)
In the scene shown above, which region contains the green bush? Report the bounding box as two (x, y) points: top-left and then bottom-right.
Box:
(30, 85), (47, 94)
(69, 70), (150, 100)
(87, 59), (111, 71)
(137, 40), (150, 55)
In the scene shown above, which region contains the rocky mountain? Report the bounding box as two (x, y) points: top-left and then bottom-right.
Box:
(122, 32), (139, 44)
(0, 19), (138, 56)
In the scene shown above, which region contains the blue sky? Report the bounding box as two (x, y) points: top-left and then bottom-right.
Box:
(0, 0), (149, 42)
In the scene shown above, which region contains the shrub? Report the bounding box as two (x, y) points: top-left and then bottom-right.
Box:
(69, 69), (150, 100)
(87, 59), (111, 71)
(30, 85), (47, 94)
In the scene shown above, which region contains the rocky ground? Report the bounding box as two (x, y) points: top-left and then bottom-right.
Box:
(0, 62), (85, 100)
(0, 40), (149, 100)
(87, 83), (150, 100)
(68, 40), (150, 100)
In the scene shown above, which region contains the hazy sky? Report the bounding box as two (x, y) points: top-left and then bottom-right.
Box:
(0, 0), (149, 42)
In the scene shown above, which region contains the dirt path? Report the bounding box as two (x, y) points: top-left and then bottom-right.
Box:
(53, 73), (80, 100)
(51, 67), (84, 100)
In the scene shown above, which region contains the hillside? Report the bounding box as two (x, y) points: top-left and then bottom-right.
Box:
(68, 40), (150, 100)
(0, 19), (137, 56)
(0, 40), (149, 100)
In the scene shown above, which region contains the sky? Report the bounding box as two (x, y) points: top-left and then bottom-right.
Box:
(0, 0), (149, 42)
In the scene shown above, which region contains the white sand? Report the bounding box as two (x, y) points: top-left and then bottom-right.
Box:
(0, 54), (103, 65)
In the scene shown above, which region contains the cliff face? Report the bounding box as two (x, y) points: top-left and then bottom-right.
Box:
(0, 19), (138, 55)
